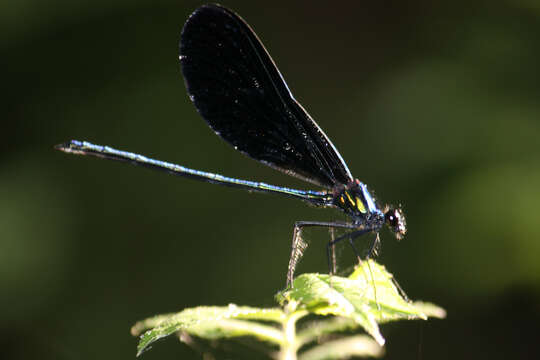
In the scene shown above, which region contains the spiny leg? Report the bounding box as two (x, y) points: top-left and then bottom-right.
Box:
(367, 232), (381, 258)
(287, 224), (308, 288)
(287, 221), (355, 288)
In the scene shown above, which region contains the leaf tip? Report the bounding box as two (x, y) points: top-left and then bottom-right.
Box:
(412, 301), (447, 319)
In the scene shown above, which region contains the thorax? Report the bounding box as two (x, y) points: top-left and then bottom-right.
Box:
(333, 179), (384, 227)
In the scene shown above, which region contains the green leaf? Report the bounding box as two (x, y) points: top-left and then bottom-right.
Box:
(131, 261), (446, 357)
(410, 301), (447, 319)
(132, 305), (285, 356)
(298, 335), (383, 360)
(278, 260), (444, 346)
(296, 318), (360, 348)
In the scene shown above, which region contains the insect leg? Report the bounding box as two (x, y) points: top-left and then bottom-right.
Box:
(367, 232), (381, 258)
(287, 221), (355, 288)
(329, 228), (336, 275)
(325, 228), (372, 276)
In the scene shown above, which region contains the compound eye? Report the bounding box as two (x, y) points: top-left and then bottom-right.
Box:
(392, 209), (400, 225)
(385, 209), (397, 226)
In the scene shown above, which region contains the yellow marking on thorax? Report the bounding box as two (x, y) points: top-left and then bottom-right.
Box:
(356, 196), (366, 214)
(345, 192), (355, 206)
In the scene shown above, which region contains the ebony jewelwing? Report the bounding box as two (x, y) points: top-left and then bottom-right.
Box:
(56, 3), (406, 288)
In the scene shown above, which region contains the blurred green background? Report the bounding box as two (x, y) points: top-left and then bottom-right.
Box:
(2, 0), (540, 359)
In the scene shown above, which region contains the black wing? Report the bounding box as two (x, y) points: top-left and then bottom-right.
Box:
(179, 4), (353, 189)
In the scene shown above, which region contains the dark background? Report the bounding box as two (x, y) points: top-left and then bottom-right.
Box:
(3, 0), (540, 359)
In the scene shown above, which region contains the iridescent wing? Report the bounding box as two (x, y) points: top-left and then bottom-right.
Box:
(180, 4), (353, 188)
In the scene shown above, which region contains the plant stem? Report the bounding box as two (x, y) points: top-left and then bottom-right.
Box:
(279, 309), (308, 360)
